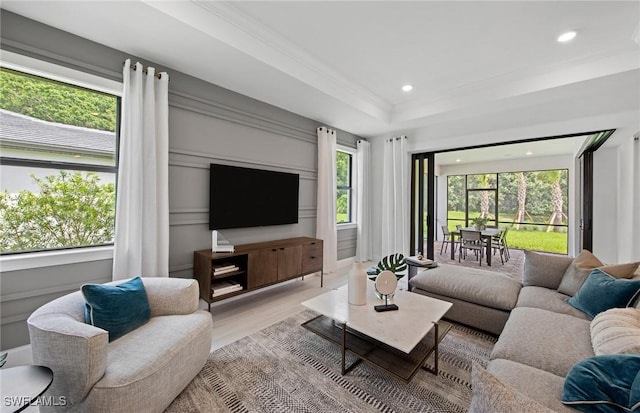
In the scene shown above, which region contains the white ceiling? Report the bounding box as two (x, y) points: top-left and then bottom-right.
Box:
(3, 1), (639, 150)
(435, 134), (587, 166)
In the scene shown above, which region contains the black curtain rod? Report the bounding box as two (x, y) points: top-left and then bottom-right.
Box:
(123, 61), (167, 80)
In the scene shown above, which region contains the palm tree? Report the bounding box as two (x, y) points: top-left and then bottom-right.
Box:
(479, 174), (490, 219)
(540, 170), (567, 232)
(512, 172), (533, 229)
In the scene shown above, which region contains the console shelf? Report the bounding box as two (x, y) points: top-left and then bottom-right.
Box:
(194, 237), (323, 311)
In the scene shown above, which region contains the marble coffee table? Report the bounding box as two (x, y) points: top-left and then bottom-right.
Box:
(301, 282), (452, 382)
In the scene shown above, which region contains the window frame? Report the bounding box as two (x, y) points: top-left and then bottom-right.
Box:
(336, 145), (356, 228)
(0, 51), (122, 267)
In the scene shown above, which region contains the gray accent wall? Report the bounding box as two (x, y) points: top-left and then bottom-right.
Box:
(0, 10), (359, 350)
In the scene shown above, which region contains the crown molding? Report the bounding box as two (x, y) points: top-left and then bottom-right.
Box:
(142, 0), (391, 122)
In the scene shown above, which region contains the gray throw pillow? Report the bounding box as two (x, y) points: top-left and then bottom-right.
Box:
(523, 250), (573, 290)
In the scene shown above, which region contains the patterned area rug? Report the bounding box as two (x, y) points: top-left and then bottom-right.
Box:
(165, 310), (496, 413)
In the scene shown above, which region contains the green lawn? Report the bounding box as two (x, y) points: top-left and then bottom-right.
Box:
(444, 211), (567, 254)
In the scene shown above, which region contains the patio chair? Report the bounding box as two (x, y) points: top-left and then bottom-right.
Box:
(492, 229), (508, 264)
(501, 227), (511, 260)
(459, 229), (484, 266)
(440, 225), (459, 255)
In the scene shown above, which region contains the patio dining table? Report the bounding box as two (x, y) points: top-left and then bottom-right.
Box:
(450, 227), (502, 266)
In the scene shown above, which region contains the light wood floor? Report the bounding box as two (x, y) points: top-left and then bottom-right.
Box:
(204, 274), (341, 351)
(202, 261), (396, 351)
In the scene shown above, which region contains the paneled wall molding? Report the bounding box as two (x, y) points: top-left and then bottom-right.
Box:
(170, 208), (209, 214)
(170, 91), (316, 143)
(169, 214), (316, 227)
(2, 313), (33, 326)
(338, 242), (358, 253)
(1, 277), (105, 304)
(169, 150), (318, 178)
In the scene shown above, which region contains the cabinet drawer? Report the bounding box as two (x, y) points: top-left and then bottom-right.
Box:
(302, 242), (323, 274)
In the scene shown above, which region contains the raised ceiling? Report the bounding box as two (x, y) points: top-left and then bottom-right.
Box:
(2, 1), (639, 145)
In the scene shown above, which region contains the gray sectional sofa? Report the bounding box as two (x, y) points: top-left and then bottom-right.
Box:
(409, 251), (640, 412)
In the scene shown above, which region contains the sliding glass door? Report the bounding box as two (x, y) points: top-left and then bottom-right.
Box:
(410, 153), (435, 259)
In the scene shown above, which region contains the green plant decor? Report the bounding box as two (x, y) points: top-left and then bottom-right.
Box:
(471, 216), (489, 228)
(0, 353), (7, 368)
(367, 253), (407, 281)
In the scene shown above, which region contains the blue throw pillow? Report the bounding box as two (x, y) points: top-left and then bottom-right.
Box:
(567, 268), (640, 318)
(82, 276), (151, 342)
(562, 355), (640, 413)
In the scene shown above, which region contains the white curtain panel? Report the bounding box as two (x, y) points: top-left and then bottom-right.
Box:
(355, 139), (372, 262)
(632, 134), (640, 260)
(316, 126), (338, 274)
(113, 60), (169, 280)
(381, 136), (409, 257)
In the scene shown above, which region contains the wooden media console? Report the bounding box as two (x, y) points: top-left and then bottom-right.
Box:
(193, 237), (323, 311)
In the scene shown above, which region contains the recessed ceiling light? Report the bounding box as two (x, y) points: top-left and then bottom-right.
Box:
(402, 84), (413, 92)
(455, 158), (461, 162)
(557, 31), (576, 43)
(526, 151), (533, 156)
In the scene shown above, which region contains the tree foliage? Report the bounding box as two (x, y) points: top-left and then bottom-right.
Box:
(336, 151), (351, 222)
(0, 68), (117, 132)
(447, 170), (568, 225)
(0, 171), (115, 253)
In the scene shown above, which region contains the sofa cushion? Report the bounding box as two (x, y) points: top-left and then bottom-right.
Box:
(408, 263), (521, 311)
(558, 250), (639, 296)
(562, 354), (640, 413)
(82, 276), (151, 342)
(591, 308), (640, 355)
(469, 362), (556, 413)
(567, 269), (640, 318)
(523, 250), (573, 290)
(490, 307), (593, 377)
(486, 359), (576, 412)
(516, 286), (590, 320)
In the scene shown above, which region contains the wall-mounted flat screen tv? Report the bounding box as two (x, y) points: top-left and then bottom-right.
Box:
(209, 164), (299, 230)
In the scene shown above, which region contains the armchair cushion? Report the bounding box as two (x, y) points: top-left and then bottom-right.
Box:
(82, 276), (151, 342)
(142, 277), (200, 316)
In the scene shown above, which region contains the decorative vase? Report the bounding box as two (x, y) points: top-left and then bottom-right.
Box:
(348, 270), (367, 305)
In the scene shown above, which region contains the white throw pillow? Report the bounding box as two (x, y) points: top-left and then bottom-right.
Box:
(590, 308), (640, 355)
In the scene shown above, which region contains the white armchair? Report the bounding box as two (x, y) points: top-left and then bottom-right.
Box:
(27, 277), (212, 412)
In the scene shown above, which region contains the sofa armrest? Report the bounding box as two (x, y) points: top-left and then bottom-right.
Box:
(28, 313), (108, 407)
(142, 277), (200, 316)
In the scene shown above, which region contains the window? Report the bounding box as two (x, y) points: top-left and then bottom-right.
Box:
(446, 169), (569, 254)
(336, 149), (353, 224)
(0, 61), (120, 254)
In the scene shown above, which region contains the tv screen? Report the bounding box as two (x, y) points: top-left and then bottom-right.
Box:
(209, 164), (299, 230)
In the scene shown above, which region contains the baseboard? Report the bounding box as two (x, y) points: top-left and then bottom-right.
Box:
(337, 256), (356, 269)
